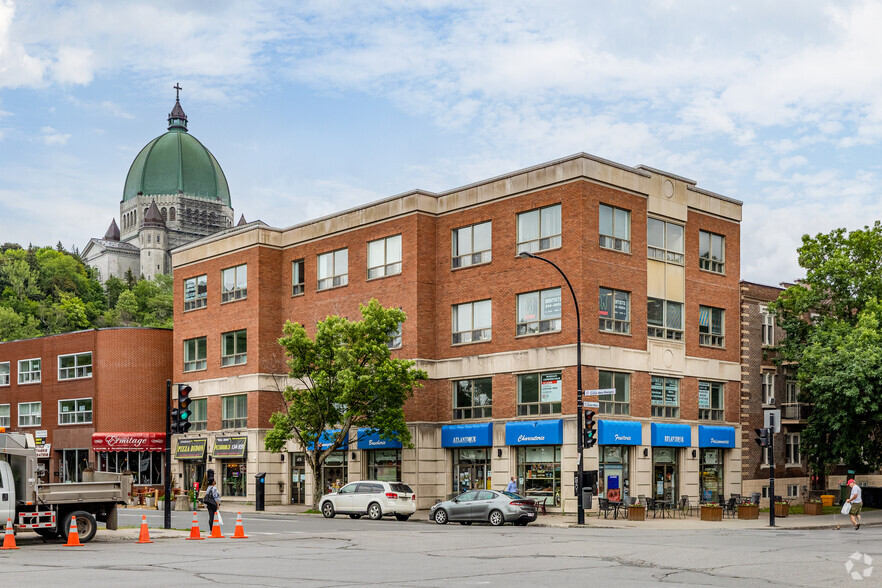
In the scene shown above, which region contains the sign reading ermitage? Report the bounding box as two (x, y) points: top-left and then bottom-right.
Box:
(540, 372), (562, 402)
(213, 435), (247, 458)
(175, 438), (208, 460)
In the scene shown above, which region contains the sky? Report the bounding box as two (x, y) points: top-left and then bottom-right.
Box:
(2, 0), (882, 286)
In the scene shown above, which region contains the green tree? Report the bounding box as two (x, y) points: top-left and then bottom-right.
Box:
(115, 289), (139, 323)
(0, 306), (41, 341)
(265, 299), (426, 507)
(104, 276), (127, 309)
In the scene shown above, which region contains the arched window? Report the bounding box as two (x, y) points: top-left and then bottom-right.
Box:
(170, 207), (176, 221)
(161, 207), (167, 221)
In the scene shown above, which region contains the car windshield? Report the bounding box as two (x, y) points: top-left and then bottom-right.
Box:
(390, 483), (413, 493)
(502, 491), (525, 499)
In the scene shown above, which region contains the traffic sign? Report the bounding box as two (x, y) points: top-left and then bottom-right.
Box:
(582, 388), (616, 396)
(583, 401), (600, 408)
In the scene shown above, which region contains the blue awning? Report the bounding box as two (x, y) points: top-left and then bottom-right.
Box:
(598, 420), (642, 446)
(505, 419), (563, 446)
(307, 429), (349, 451)
(698, 425), (735, 448)
(650, 423), (691, 447)
(441, 422), (493, 448)
(356, 428), (403, 450)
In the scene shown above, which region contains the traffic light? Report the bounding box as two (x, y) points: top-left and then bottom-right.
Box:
(583, 410), (597, 449)
(754, 427), (770, 447)
(172, 384), (193, 434)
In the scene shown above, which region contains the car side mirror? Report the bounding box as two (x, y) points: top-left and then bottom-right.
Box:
(453, 497), (459, 503)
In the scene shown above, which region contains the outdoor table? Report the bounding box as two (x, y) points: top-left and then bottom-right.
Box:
(657, 501), (674, 518)
(609, 500), (623, 519)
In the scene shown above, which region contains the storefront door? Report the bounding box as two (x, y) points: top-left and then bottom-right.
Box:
(184, 461), (206, 494)
(652, 447), (679, 504)
(699, 448), (723, 503)
(456, 464), (487, 493)
(290, 453), (306, 504)
(453, 448), (490, 493)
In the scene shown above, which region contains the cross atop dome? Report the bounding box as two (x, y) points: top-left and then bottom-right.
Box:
(168, 83), (188, 131)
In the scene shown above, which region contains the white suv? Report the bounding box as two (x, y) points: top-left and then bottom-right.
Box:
(320, 481), (416, 521)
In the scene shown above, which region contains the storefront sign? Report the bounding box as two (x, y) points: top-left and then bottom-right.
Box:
(543, 294), (562, 317)
(307, 429), (349, 450)
(92, 432), (166, 452)
(441, 422), (493, 447)
(35, 444), (51, 458)
(34, 430), (47, 446)
(540, 372), (562, 402)
(213, 436), (247, 458)
(505, 419), (563, 446)
(175, 438), (207, 460)
(698, 425), (735, 448)
(357, 428), (403, 449)
(650, 423), (692, 447)
(698, 381), (710, 409)
(598, 420), (642, 446)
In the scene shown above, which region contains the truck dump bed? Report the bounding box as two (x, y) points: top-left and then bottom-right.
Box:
(36, 480), (127, 505)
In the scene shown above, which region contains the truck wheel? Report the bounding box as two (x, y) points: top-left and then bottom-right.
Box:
(62, 511), (97, 544)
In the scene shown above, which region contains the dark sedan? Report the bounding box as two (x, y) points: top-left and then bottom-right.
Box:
(429, 490), (537, 526)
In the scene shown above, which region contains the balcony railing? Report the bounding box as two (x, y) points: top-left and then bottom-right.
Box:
(782, 403), (809, 421)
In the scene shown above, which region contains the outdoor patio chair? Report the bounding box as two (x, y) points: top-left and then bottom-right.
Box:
(598, 497), (612, 518)
(722, 497), (737, 518)
(679, 495), (697, 518)
(535, 496), (547, 515)
(646, 497), (659, 518)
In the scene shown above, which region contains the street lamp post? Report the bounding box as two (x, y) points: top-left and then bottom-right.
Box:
(518, 251), (585, 525)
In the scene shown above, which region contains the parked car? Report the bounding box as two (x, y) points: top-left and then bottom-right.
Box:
(320, 481), (416, 521)
(429, 490), (537, 526)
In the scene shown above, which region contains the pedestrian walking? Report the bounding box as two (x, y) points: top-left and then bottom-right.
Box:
(505, 476), (518, 493)
(846, 479), (863, 530)
(204, 479), (221, 531)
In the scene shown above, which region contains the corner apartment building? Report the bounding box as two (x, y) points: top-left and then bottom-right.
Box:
(0, 328), (172, 487)
(171, 153), (742, 511)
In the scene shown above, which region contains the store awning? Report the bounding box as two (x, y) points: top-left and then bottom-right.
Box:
(357, 428), (403, 450)
(441, 422), (493, 448)
(698, 425), (736, 448)
(650, 423), (692, 447)
(505, 419), (563, 446)
(307, 429), (349, 451)
(175, 438), (207, 460)
(92, 432), (166, 452)
(213, 436), (248, 459)
(598, 420), (642, 446)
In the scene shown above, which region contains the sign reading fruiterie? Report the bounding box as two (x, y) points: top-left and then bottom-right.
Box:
(213, 436), (247, 458)
(174, 438), (207, 460)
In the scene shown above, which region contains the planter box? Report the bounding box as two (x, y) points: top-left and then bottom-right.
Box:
(627, 505), (645, 521)
(701, 506), (723, 521)
(804, 502), (823, 516)
(774, 503), (790, 517)
(738, 504), (759, 519)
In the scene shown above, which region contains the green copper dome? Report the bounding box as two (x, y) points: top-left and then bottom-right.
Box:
(122, 98), (231, 206)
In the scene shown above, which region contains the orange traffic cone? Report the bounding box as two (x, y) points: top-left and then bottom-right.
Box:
(64, 515), (83, 547)
(186, 511), (204, 540)
(208, 512), (224, 539)
(230, 512), (248, 539)
(136, 514), (153, 544)
(1, 518), (19, 550)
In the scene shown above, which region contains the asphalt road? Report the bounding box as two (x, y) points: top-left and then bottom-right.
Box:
(3, 510), (878, 586)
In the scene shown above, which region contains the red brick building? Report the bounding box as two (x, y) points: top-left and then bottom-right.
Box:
(0, 328), (172, 487)
(171, 153), (742, 510)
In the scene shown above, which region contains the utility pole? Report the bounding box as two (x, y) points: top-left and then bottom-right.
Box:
(164, 379), (172, 530)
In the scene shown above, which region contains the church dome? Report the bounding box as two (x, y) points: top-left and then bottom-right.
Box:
(122, 94), (231, 207)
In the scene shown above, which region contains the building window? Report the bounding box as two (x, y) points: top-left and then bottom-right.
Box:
(452, 300), (492, 344)
(599, 371), (630, 415)
(58, 352), (93, 380)
(599, 204), (631, 253)
(599, 288), (630, 334)
(761, 485), (770, 497)
(368, 449), (402, 482)
(760, 305), (775, 346)
(647, 218), (684, 264)
(221, 264), (247, 303)
(170, 207), (176, 221)
(18, 358), (41, 384)
(698, 381), (724, 421)
(517, 287), (562, 336)
(647, 298), (683, 340)
(783, 380), (804, 420)
(0, 362), (8, 386)
(184, 275), (208, 310)
(785, 433), (801, 465)
(222, 395), (247, 429)
(517, 371), (562, 416)
(98, 451), (162, 486)
(452, 221), (492, 268)
(184, 337), (207, 372)
(61, 448), (90, 483)
(699, 306), (725, 347)
(762, 372), (775, 405)
(787, 484), (799, 498)
(317, 248), (348, 290)
(0, 404), (9, 427)
(517, 446), (562, 506)
(190, 398), (207, 432)
(18, 401), (41, 427)
(221, 330), (247, 366)
(651, 376), (679, 418)
(699, 230), (725, 273)
(387, 322), (402, 350)
(292, 259), (305, 295)
(517, 204), (562, 254)
(367, 235), (402, 279)
(59, 398), (93, 425)
(453, 378), (492, 419)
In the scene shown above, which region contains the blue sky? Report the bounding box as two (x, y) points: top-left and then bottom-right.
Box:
(2, 0), (882, 286)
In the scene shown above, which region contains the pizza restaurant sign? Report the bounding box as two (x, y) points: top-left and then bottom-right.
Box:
(92, 432), (166, 452)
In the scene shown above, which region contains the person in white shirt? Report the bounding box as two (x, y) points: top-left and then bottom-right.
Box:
(846, 479), (862, 530)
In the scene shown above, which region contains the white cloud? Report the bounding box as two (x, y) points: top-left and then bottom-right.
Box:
(41, 126), (70, 146)
(52, 46), (94, 85)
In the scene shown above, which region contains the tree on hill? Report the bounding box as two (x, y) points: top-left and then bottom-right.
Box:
(265, 299), (427, 508)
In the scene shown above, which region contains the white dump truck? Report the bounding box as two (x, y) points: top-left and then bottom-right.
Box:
(0, 431), (131, 543)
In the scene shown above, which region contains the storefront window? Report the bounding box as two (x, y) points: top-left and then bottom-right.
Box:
(98, 451), (163, 485)
(517, 446), (561, 506)
(517, 372), (562, 415)
(652, 447), (679, 504)
(454, 448), (490, 493)
(599, 445), (630, 502)
(699, 448), (724, 504)
(320, 452), (348, 495)
(61, 449), (90, 483)
(222, 461), (247, 497)
(367, 449), (402, 481)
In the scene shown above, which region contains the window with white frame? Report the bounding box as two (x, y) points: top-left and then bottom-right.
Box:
(599, 204), (631, 253)
(760, 305), (775, 346)
(517, 287), (561, 336)
(190, 398), (207, 432)
(599, 287), (630, 334)
(183, 274), (207, 311)
(762, 372), (775, 404)
(317, 248), (348, 290)
(699, 381), (724, 421)
(651, 376), (679, 418)
(59, 398), (93, 424)
(387, 322), (402, 350)
(221, 330), (247, 366)
(452, 300), (492, 344)
(786, 433), (801, 465)
(517, 371), (562, 416)
(647, 298), (683, 340)
(516, 204), (562, 254)
(58, 352), (93, 380)
(18, 401), (41, 427)
(699, 230), (725, 273)
(222, 394), (247, 429)
(787, 484), (799, 498)
(453, 378), (492, 419)
(0, 362), (8, 386)
(367, 235), (402, 279)
(292, 259), (305, 295)
(599, 371), (630, 415)
(647, 218), (684, 264)
(184, 337), (207, 372)
(221, 264), (247, 302)
(18, 358), (41, 384)
(452, 221), (492, 268)
(0, 404), (9, 427)
(699, 306), (725, 347)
